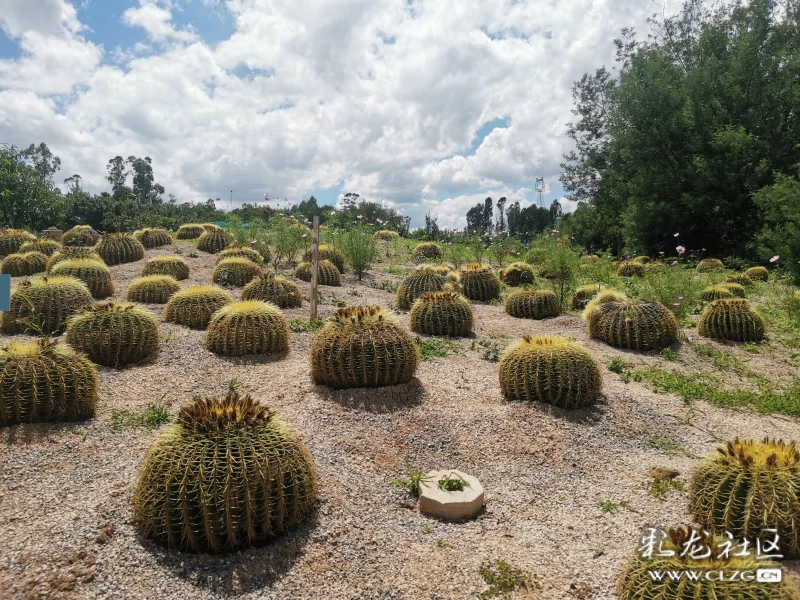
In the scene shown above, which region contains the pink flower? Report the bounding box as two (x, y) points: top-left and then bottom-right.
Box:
(552, 229), (559, 234)
(770, 255), (779, 263)
(672, 302), (680, 306)
(676, 246), (686, 255)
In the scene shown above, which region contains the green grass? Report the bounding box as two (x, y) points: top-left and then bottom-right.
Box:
(288, 317), (326, 333)
(415, 336), (457, 361)
(478, 559), (539, 600)
(370, 279), (398, 293)
(687, 341), (742, 372)
(108, 399), (171, 430)
(659, 347), (678, 361)
(646, 468), (683, 500)
(597, 498), (633, 513)
(644, 434), (694, 458)
(392, 458), (429, 496)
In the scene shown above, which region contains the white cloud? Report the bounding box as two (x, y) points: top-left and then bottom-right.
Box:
(123, 1), (200, 43)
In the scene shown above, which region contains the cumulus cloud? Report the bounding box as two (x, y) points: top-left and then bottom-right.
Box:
(123, 1), (199, 43)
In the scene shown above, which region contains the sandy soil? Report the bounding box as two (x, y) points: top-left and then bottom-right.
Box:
(1, 242), (799, 600)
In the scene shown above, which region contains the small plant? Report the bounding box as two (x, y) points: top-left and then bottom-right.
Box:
(437, 472), (469, 492)
(108, 398), (172, 430)
(483, 347), (501, 362)
(288, 317), (326, 333)
(644, 434), (693, 457)
(337, 226), (378, 280)
(370, 279), (398, 293)
(188, 251), (199, 258)
(392, 458), (429, 495)
(336, 300), (346, 307)
(659, 347), (678, 360)
(478, 559), (538, 600)
(646, 467), (683, 500)
(607, 357), (632, 374)
(415, 336), (457, 361)
(597, 499), (632, 513)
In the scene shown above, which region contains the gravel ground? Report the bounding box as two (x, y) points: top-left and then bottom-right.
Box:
(2, 242), (799, 600)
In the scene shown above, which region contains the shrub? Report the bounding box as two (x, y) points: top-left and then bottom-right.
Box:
(164, 285), (234, 329)
(133, 391), (318, 553)
(396, 267), (452, 309)
(697, 299), (765, 342)
(51, 258), (114, 299)
(65, 303), (160, 367)
(696, 258), (725, 272)
(95, 233), (146, 265)
(242, 272), (303, 308)
(197, 228), (233, 254)
(1, 251), (48, 276)
(586, 299), (678, 350)
(46, 247), (103, 272)
(19, 238), (60, 256)
(699, 284), (735, 302)
(726, 273), (753, 286)
(412, 241), (444, 262)
(141, 256), (190, 280)
(616, 261), (645, 277)
(216, 244), (263, 265)
(302, 244), (346, 273)
(570, 284), (603, 310)
(295, 260), (341, 286)
(498, 262), (536, 286)
(268, 217), (305, 264)
(504, 288), (560, 319)
(212, 257), (262, 287)
(61, 225), (99, 247)
(134, 228), (172, 249)
(745, 266), (769, 281)
(175, 223), (205, 239)
(337, 227), (378, 280)
(0, 228), (36, 256)
(0, 340), (98, 426)
(498, 336), (602, 408)
(525, 247), (547, 265)
(126, 275), (181, 304)
(204, 301), (290, 356)
(1, 276), (94, 335)
(409, 291), (473, 337)
(459, 263), (501, 302)
(310, 306), (419, 389)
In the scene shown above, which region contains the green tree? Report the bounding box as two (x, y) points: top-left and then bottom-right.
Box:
(753, 173), (800, 280)
(21, 142), (61, 190)
(106, 156), (129, 192)
(0, 145), (65, 230)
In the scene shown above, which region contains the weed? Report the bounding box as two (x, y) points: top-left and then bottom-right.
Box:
(436, 539), (454, 549)
(478, 559), (539, 600)
(188, 251), (199, 258)
(392, 458), (429, 496)
(607, 357), (631, 374)
(741, 342), (762, 354)
(437, 472), (469, 492)
(475, 336), (506, 362)
(646, 467), (683, 500)
(108, 396), (171, 430)
(488, 297), (500, 306)
(422, 523), (432, 534)
(228, 378), (241, 392)
(415, 337), (456, 361)
(644, 434), (693, 458)
(687, 341), (742, 372)
(597, 499), (632, 513)
(289, 317), (326, 333)
(659, 347), (678, 360)
(482, 348), (501, 362)
(370, 279), (398, 293)
(336, 300), (347, 307)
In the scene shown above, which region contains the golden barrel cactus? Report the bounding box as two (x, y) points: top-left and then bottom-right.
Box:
(212, 257), (262, 287)
(411, 241), (443, 263)
(46, 247), (103, 272)
(504, 288), (560, 319)
(697, 258), (725, 272)
(632, 255), (650, 264)
(196, 228), (233, 254)
(19, 238), (61, 257)
(586, 299), (678, 350)
(216, 244), (263, 265)
(50, 258), (114, 299)
(242, 272), (303, 308)
(302, 244), (345, 273)
(373, 230), (399, 242)
(164, 285), (233, 329)
(726, 273), (753, 286)
(698, 299), (765, 342)
(396, 267), (452, 309)
(61, 225), (100, 247)
(570, 284), (603, 310)
(459, 263), (501, 302)
(134, 228), (172, 249)
(699, 284), (735, 302)
(126, 275), (181, 304)
(720, 282), (746, 298)
(616, 261), (645, 277)
(1, 251), (48, 276)
(1, 276), (94, 335)
(295, 260), (341, 286)
(176, 223), (205, 239)
(498, 262), (536, 286)
(0, 229), (36, 256)
(141, 256), (190, 280)
(745, 266), (769, 281)
(410, 291), (473, 337)
(204, 301), (290, 356)
(95, 233), (146, 265)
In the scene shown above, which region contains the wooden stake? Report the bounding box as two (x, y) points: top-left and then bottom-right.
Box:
(310, 216), (319, 318)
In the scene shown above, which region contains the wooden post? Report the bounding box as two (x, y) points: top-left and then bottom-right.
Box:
(310, 216), (319, 319)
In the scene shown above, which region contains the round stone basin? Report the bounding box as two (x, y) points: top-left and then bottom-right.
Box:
(418, 469), (484, 520)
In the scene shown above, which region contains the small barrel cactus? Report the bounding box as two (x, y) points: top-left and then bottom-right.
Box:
(581, 289), (627, 321)
(126, 275), (181, 304)
(373, 230), (399, 242)
(133, 391), (318, 553)
(295, 260), (341, 286)
(134, 228), (172, 249)
(0, 228), (36, 256)
(498, 336), (602, 409)
(242, 272), (303, 308)
(632, 255), (650, 264)
(65, 303), (160, 367)
(745, 265), (769, 281)
(302, 244), (345, 273)
(46, 247), (103, 272)
(1, 276), (94, 335)
(580, 254), (599, 264)
(617, 525), (798, 600)
(696, 258), (725, 272)
(570, 284), (603, 310)
(165, 285), (233, 329)
(459, 263), (501, 302)
(698, 299), (765, 342)
(720, 282), (746, 298)
(19, 238), (61, 257)
(62, 225), (100, 247)
(726, 273), (753, 286)
(141, 256), (190, 280)
(411, 241), (444, 262)
(212, 257), (262, 287)
(1, 251), (48, 276)
(197, 228), (233, 254)
(409, 291), (473, 337)
(586, 299), (678, 350)
(504, 288), (560, 319)
(690, 438), (800, 557)
(95, 233), (146, 265)
(616, 261), (645, 277)
(310, 307), (419, 389)
(216, 244), (263, 265)
(396, 267), (450, 309)
(498, 262), (536, 286)
(0, 339), (98, 426)
(204, 301), (290, 356)
(176, 223), (205, 239)
(202, 223), (222, 232)
(699, 284), (734, 302)
(50, 258), (114, 299)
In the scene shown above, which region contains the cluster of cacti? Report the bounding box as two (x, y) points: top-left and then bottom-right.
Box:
(50, 258), (114, 299)
(212, 257), (262, 287)
(1, 251), (48, 276)
(698, 299), (765, 342)
(242, 272), (303, 308)
(175, 223), (205, 239)
(409, 291), (473, 337)
(580, 254), (599, 264)
(690, 438), (800, 557)
(373, 230), (399, 242)
(396, 267), (451, 309)
(302, 244), (346, 273)
(216, 244), (263, 265)
(61, 225), (100, 247)
(504, 289), (560, 319)
(459, 263), (501, 301)
(586, 298), (678, 350)
(134, 228), (172, 249)
(133, 391), (318, 553)
(525, 247), (547, 265)
(617, 525), (797, 600)
(697, 258), (725, 272)
(0, 340), (98, 426)
(411, 241), (444, 262)
(498, 336), (602, 409)
(745, 265), (769, 281)
(295, 260), (341, 286)
(498, 262), (536, 286)
(700, 284), (735, 302)
(46, 246), (103, 272)
(0, 229), (36, 256)
(1, 276), (94, 335)
(65, 303), (160, 367)
(196, 228), (233, 254)
(141, 256), (190, 280)
(720, 282), (746, 297)
(616, 261), (645, 277)
(126, 275), (181, 304)
(19, 238), (61, 256)
(726, 273), (753, 286)
(95, 233), (146, 265)
(310, 307), (419, 389)
(570, 284), (603, 310)
(632, 255), (650, 264)
(164, 285), (233, 329)
(204, 301), (290, 356)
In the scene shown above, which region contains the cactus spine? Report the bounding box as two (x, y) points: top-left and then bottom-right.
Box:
(409, 291), (473, 337)
(61, 225), (100, 247)
(696, 258), (725, 272)
(1, 276), (94, 335)
(19, 239), (61, 257)
(50, 258), (114, 299)
(242, 272), (303, 308)
(504, 288), (560, 319)
(46, 247), (103, 272)
(164, 285), (233, 329)
(310, 307), (419, 389)
(411, 242), (444, 262)
(302, 244), (345, 273)
(459, 263), (501, 302)
(204, 301), (290, 356)
(1, 251), (48, 276)
(498, 336), (602, 409)
(295, 260), (341, 286)
(0, 229), (36, 256)
(176, 223), (205, 239)
(141, 256), (190, 280)
(498, 262), (536, 286)
(197, 228), (233, 254)
(697, 299), (765, 342)
(586, 299), (678, 350)
(134, 228), (172, 249)
(616, 261), (645, 277)
(745, 266), (769, 281)
(212, 257), (262, 287)
(95, 233), (146, 265)
(126, 275), (180, 304)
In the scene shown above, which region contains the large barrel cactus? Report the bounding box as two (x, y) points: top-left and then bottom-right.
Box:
(1, 276), (94, 335)
(586, 299), (678, 350)
(410, 291), (473, 337)
(411, 241), (443, 262)
(212, 257), (262, 287)
(216, 244), (263, 265)
(46, 247), (103, 272)
(19, 238), (61, 257)
(1, 251), (48, 276)
(696, 258), (725, 272)
(498, 262), (536, 286)
(617, 525), (798, 600)
(616, 261), (645, 277)
(204, 301), (290, 356)
(134, 228), (172, 249)
(126, 275), (181, 304)
(295, 260), (341, 286)
(396, 267), (450, 309)
(164, 285), (233, 329)
(310, 307), (419, 389)
(698, 299), (765, 342)
(95, 233), (146, 265)
(498, 336), (602, 409)
(570, 284), (603, 310)
(504, 288), (560, 319)
(242, 272), (303, 308)
(0, 229), (36, 256)
(690, 438), (800, 557)
(302, 244), (345, 273)
(699, 284), (734, 302)
(726, 273), (753, 287)
(745, 266), (769, 281)
(133, 391), (318, 553)
(141, 256), (190, 280)
(50, 258), (114, 299)
(0, 339), (98, 426)
(65, 303), (160, 367)
(459, 263), (501, 302)
(176, 223), (205, 239)
(197, 228), (233, 254)
(62, 225), (100, 247)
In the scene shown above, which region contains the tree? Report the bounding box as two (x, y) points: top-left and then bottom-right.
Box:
(64, 174), (83, 194)
(506, 201), (521, 234)
(753, 173), (800, 279)
(21, 143), (61, 189)
(106, 156), (129, 191)
(342, 192), (360, 207)
(466, 204), (484, 235)
(496, 197), (507, 232)
(128, 156), (161, 206)
(424, 212), (440, 240)
(0, 144), (65, 229)
(483, 197), (493, 235)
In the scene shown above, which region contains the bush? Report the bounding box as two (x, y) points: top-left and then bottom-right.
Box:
(337, 227), (378, 281)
